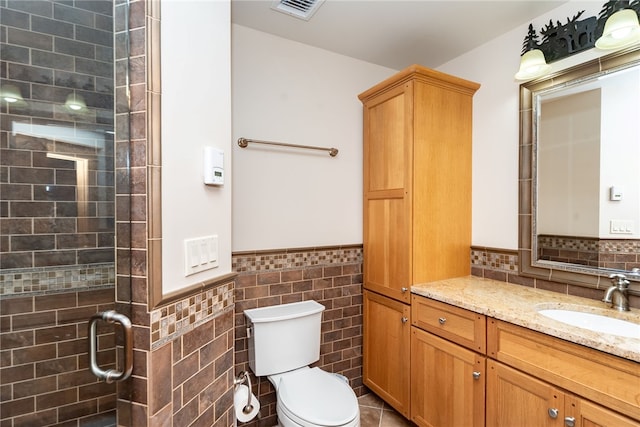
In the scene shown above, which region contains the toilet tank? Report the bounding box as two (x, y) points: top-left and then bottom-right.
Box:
(244, 300), (325, 376)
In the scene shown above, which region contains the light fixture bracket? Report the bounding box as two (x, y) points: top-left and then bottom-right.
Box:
(520, 0), (640, 64)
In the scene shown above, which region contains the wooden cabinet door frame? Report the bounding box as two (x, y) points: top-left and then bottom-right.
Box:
(363, 290), (411, 417)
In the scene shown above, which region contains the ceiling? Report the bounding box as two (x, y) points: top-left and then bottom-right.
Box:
(231, 0), (569, 70)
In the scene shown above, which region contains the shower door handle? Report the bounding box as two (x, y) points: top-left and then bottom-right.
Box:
(88, 310), (133, 383)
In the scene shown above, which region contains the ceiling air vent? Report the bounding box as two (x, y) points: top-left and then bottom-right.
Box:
(270, 0), (325, 21)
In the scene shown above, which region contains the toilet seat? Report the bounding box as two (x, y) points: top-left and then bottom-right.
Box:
(276, 367), (359, 427)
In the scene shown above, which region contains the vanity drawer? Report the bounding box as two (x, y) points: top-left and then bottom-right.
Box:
(411, 295), (486, 354)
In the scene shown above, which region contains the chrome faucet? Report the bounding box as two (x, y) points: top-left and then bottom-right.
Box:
(603, 274), (630, 311)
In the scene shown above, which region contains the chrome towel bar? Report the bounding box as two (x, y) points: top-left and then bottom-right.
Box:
(237, 137), (338, 157)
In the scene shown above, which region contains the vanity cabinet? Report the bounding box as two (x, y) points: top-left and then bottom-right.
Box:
(486, 358), (640, 427)
(359, 65), (479, 417)
(487, 319), (640, 426)
(411, 296), (486, 427)
(412, 294), (640, 427)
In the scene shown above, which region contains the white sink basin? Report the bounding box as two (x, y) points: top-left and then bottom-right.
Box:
(538, 309), (640, 339)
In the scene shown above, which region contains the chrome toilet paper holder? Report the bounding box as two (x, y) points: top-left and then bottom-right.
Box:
(234, 371), (254, 414)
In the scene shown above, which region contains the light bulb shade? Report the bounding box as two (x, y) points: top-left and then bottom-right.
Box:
(65, 93), (86, 111)
(515, 49), (551, 81)
(595, 9), (640, 50)
(1, 84), (23, 103)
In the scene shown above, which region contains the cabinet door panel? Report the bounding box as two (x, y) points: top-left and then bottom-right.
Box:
(364, 196), (410, 302)
(411, 327), (485, 427)
(363, 290), (411, 418)
(486, 360), (564, 427)
(565, 395), (640, 427)
(363, 85), (411, 193)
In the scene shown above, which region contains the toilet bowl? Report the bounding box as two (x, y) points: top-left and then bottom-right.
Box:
(269, 367), (360, 427)
(243, 301), (360, 427)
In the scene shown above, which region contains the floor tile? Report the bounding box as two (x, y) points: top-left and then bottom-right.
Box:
(359, 405), (383, 427)
(358, 393), (385, 409)
(358, 393), (410, 426)
(380, 409), (413, 427)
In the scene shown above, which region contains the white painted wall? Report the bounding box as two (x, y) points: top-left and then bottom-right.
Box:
(231, 25), (396, 252)
(161, 0), (232, 294)
(598, 68), (640, 238)
(437, 1), (608, 249)
(160, 0), (629, 285)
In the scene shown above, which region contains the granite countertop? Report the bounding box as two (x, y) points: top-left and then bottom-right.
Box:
(411, 276), (640, 363)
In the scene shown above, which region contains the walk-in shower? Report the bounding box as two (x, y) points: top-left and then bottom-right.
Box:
(1, 0), (131, 425)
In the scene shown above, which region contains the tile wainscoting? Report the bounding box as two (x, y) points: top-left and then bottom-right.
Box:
(537, 235), (640, 270)
(470, 246), (639, 307)
(138, 277), (236, 427)
(230, 244), (636, 427)
(232, 245), (364, 427)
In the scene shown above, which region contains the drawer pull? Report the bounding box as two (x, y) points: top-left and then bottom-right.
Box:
(472, 371), (481, 380)
(401, 316), (409, 323)
(438, 317), (447, 325)
(548, 408), (559, 419)
(564, 417), (576, 427)
(401, 287), (408, 293)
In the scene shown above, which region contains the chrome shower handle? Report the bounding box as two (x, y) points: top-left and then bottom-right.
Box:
(88, 310), (133, 383)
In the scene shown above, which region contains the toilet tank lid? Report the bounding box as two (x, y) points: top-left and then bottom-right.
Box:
(244, 300), (325, 323)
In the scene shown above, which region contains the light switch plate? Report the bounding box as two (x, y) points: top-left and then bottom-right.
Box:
(184, 235), (219, 276)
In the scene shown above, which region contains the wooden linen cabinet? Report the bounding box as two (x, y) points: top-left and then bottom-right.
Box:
(359, 65), (479, 420)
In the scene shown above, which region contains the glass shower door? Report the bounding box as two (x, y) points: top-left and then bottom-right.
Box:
(0, 0), (132, 425)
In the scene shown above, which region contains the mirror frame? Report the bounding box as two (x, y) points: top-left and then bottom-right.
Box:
(519, 45), (640, 296)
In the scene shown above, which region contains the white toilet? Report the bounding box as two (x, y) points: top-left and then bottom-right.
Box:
(244, 300), (360, 427)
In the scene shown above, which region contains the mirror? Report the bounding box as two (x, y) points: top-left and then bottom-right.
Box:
(519, 45), (640, 295)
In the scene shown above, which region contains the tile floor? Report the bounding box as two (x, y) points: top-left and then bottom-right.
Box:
(358, 394), (413, 427)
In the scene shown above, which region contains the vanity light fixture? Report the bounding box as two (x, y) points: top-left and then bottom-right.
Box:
(595, 8), (640, 49)
(515, 1), (640, 81)
(515, 49), (551, 81)
(1, 84), (24, 103)
(65, 93), (87, 111)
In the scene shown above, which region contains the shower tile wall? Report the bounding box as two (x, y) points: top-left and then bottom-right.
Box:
(1, 0), (125, 426)
(0, 289), (116, 425)
(1, 0), (115, 284)
(232, 245), (364, 427)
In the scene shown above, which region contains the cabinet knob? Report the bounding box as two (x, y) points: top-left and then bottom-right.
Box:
(401, 287), (408, 293)
(438, 317), (447, 325)
(401, 317), (408, 323)
(548, 408), (559, 419)
(472, 371), (481, 380)
(564, 417), (576, 427)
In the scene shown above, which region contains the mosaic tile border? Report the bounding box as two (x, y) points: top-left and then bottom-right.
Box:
(538, 235), (640, 254)
(470, 247), (518, 272)
(0, 263), (115, 296)
(597, 239), (640, 254)
(150, 282), (234, 350)
(232, 245), (363, 273)
(538, 235), (599, 252)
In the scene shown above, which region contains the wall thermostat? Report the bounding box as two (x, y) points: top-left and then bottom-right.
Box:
(203, 146), (224, 186)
